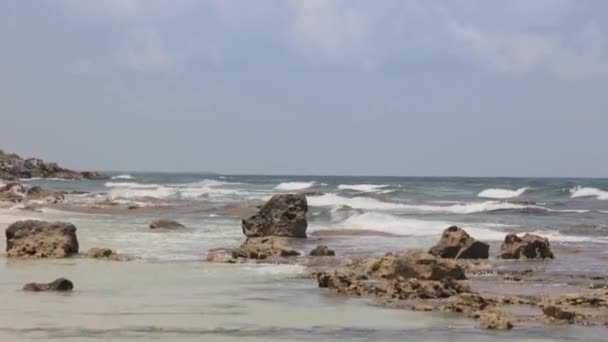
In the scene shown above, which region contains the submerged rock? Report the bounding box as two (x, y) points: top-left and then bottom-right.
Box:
(542, 305), (576, 321)
(242, 194), (308, 238)
(233, 236), (300, 260)
(86, 247), (130, 261)
(149, 219), (185, 229)
(5, 220), (79, 258)
(206, 249), (238, 263)
(23, 278), (74, 292)
(310, 245), (335, 257)
(498, 233), (554, 260)
(429, 226), (489, 259)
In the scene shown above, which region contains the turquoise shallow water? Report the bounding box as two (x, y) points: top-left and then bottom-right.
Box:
(1, 174), (607, 341)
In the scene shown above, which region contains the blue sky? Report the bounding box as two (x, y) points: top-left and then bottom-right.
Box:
(1, 0), (607, 176)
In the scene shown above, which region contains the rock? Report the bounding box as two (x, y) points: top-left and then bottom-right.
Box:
(149, 219), (185, 229)
(242, 194), (308, 238)
(356, 250), (466, 281)
(23, 278), (74, 292)
(5, 220), (79, 258)
(310, 245), (335, 256)
(86, 247), (130, 261)
(478, 311), (513, 330)
(429, 226), (489, 259)
(498, 233), (554, 260)
(316, 271), (469, 300)
(543, 305), (576, 321)
(232, 236), (300, 260)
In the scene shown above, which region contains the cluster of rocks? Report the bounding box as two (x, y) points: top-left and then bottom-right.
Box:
(207, 194), (334, 263)
(428, 225), (553, 261)
(0, 149), (107, 180)
(0, 182), (65, 204)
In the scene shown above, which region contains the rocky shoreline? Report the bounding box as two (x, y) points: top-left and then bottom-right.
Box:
(0, 149), (107, 180)
(1, 191), (607, 331)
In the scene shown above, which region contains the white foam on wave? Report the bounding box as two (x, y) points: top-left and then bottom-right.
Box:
(338, 184), (390, 193)
(111, 174), (135, 180)
(307, 194), (565, 214)
(274, 181), (316, 191)
(570, 186), (608, 200)
(105, 178), (265, 201)
(478, 187), (529, 199)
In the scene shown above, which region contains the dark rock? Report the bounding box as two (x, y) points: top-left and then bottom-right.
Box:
(310, 245), (335, 256)
(23, 278), (74, 292)
(498, 233), (554, 259)
(150, 219), (185, 229)
(429, 226), (489, 259)
(242, 194), (308, 238)
(6, 220), (79, 258)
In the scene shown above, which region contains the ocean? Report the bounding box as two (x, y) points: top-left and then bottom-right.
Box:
(1, 173), (607, 341)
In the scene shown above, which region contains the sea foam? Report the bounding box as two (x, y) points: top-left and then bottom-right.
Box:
(478, 187), (529, 199)
(274, 181), (316, 191)
(570, 186), (608, 200)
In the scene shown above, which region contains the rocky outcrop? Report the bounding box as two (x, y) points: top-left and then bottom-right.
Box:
(429, 226), (489, 259)
(5, 220), (79, 258)
(242, 194), (308, 238)
(352, 250), (466, 281)
(0, 150), (107, 180)
(23, 278), (74, 292)
(86, 247), (130, 261)
(498, 233), (554, 259)
(310, 245), (335, 256)
(0, 182), (28, 202)
(149, 219), (185, 229)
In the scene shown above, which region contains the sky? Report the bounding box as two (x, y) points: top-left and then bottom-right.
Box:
(1, 0), (607, 177)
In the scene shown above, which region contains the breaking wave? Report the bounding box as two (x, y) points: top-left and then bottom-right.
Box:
(478, 187), (529, 199)
(338, 184), (390, 193)
(570, 186), (608, 200)
(274, 181), (316, 191)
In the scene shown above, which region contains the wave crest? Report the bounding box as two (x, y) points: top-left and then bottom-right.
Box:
(337, 184), (390, 193)
(274, 181), (316, 191)
(570, 186), (608, 200)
